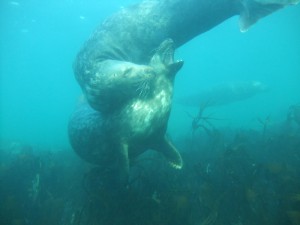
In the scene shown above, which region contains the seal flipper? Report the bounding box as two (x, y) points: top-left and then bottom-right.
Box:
(239, 1), (282, 32)
(112, 141), (130, 185)
(239, 0), (299, 32)
(154, 136), (183, 169)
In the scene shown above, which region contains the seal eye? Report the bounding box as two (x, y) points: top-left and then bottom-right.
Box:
(123, 67), (134, 77)
(143, 68), (152, 73)
(143, 67), (156, 79)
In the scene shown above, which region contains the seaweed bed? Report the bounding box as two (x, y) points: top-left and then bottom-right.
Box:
(1, 108), (300, 225)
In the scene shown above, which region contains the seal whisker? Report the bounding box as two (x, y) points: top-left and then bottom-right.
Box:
(135, 79), (150, 98)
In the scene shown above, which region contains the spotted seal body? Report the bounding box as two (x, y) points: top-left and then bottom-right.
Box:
(69, 40), (183, 181)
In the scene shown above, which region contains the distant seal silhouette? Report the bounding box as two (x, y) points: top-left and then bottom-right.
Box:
(176, 81), (269, 108)
(69, 39), (183, 181)
(70, 0), (298, 178)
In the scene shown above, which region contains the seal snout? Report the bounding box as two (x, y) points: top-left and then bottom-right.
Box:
(150, 39), (184, 77)
(157, 38), (176, 65)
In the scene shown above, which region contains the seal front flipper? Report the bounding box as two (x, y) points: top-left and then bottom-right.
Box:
(112, 141), (130, 185)
(153, 136), (183, 169)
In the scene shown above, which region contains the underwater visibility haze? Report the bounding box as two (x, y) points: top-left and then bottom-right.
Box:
(0, 0), (300, 225)
(0, 0), (299, 147)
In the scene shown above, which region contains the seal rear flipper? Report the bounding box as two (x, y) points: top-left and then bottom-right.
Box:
(239, 0), (299, 32)
(154, 136), (183, 169)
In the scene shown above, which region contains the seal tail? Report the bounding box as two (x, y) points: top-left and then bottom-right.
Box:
(239, 0), (299, 32)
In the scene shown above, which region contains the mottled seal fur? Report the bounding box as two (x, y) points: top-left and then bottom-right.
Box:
(69, 39), (183, 180)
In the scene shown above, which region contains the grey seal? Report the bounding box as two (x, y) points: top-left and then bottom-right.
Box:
(69, 0), (298, 180)
(69, 39), (183, 181)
